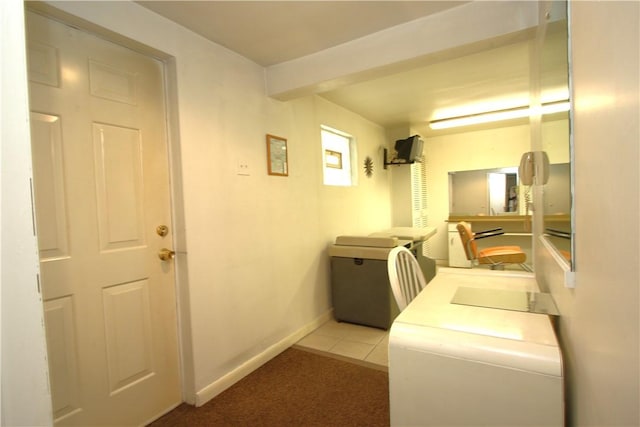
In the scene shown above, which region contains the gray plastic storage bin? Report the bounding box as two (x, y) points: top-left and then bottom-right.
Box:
(328, 236), (401, 329)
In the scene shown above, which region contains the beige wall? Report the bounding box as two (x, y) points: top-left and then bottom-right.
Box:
(0, 1), (52, 425)
(538, 1), (639, 425)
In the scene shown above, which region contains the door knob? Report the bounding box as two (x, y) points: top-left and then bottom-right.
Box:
(158, 248), (176, 261)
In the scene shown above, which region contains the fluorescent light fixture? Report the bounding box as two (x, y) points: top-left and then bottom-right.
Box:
(429, 100), (570, 130)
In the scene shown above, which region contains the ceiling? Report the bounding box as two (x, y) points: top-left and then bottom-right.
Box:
(137, 1), (469, 66)
(137, 1), (565, 137)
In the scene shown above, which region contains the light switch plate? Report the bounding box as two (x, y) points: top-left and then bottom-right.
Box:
(237, 160), (250, 176)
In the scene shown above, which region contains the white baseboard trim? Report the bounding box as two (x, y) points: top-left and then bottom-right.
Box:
(194, 309), (333, 407)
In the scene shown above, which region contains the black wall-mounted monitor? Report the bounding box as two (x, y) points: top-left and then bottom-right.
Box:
(395, 135), (424, 162)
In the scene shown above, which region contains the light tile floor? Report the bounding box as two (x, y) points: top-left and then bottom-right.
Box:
(294, 319), (389, 371)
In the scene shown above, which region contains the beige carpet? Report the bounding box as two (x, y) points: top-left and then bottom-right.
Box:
(149, 347), (390, 426)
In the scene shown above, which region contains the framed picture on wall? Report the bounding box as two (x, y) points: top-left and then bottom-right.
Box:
(266, 134), (288, 176)
(324, 149), (343, 169)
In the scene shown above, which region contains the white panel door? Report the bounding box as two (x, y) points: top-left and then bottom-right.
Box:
(27, 11), (181, 426)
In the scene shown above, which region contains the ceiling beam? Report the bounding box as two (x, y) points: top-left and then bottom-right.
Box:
(266, 1), (539, 101)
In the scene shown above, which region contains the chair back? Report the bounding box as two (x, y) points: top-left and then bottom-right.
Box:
(456, 221), (477, 261)
(387, 246), (428, 311)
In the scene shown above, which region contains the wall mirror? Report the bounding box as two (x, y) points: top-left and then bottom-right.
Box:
(540, 1), (572, 267)
(449, 167), (520, 216)
(449, 163), (570, 217)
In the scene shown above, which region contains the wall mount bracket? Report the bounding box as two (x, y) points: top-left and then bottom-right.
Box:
(383, 148), (417, 169)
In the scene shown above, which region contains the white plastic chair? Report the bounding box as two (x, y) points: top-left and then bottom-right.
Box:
(387, 246), (428, 311)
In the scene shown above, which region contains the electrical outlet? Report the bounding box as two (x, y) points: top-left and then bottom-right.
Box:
(237, 160), (250, 176)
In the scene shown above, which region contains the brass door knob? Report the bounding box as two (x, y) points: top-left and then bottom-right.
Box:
(158, 248), (176, 261)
